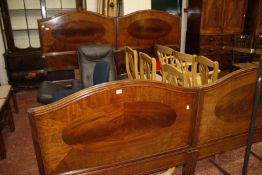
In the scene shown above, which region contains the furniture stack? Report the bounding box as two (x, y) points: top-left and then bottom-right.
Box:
(125, 44), (219, 88)
(155, 44), (219, 87)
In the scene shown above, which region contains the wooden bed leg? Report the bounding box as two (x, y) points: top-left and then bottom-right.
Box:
(209, 157), (230, 175)
(183, 149), (198, 175)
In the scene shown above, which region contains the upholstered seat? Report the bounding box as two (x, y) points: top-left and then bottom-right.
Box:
(37, 44), (116, 104)
(0, 85), (11, 98)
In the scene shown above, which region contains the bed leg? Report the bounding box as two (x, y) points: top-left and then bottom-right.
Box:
(183, 149), (198, 175)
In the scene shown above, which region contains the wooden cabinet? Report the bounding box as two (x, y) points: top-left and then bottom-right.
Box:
(0, 0), (84, 88)
(186, 0), (248, 69)
(200, 0), (247, 34)
(200, 0), (224, 34)
(222, 0), (247, 34)
(244, 0), (262, 35)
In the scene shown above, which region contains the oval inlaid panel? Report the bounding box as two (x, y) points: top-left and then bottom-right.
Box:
(215, 83), (257, 122)
(62, 102), (176, 151)
(52, 21), (105, 43)
(127, 19), (172, 40)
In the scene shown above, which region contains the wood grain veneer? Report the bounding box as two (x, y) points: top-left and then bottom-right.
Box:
(28, 67), (262, 175)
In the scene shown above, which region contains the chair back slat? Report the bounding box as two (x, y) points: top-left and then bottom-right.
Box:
(161, 64), (188, 87)
(125, 46), (139, 80)
(155, 44), (177, 69)
(195, 56), (219, 86)
(139, 52), (157, 81)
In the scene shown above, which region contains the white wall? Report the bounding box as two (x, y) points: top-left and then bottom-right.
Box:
(85, 0), (97, 12)
(86, 0), (152, 15)
(123, 0), (151, 15)
(0, 30), (8, 85)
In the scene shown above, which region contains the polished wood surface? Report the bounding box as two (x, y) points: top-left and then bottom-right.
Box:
(28, 67), (262, 175)
(38, 11), (115, 53)
(117, 10), (180, 49)
(187, 0), (248, 69)
(222, 0), (247, 34)
(200, 0), (224, 34)
(38, 10), (181, 77)
(28, 80), (196, 175)
(194, 67), (262, 158)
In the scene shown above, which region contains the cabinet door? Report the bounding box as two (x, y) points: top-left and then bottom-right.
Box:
(256, 4), (262, 34)
(222, 0), (247, 34)
(200, 0), (224, 34)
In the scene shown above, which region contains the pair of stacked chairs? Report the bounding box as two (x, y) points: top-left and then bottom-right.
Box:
(37, 44), (117, 104)
(125, 46), (162, 81)
(155, 44), (220, 87)
(0, 84), (18, 159)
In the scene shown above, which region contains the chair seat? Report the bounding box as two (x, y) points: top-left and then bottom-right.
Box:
(37, 81), (68, 104)
(0, 85), (11, 98)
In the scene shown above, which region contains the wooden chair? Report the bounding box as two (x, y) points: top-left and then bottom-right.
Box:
(155, 44), (177, 73)
(174, 51), (196, 87)
(139, 52), (161, 81)
(194, 56), (219, 86)
(161, 63), (189, 87)
(125, 46), (139, 80)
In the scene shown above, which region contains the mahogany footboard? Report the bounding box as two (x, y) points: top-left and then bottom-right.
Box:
(28, 81), (197, 175)
(28, 67), (262, 175)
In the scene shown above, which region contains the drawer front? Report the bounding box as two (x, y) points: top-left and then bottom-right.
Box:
(200, 35), (222, 46)
(199, 46), (223, 55)
(222, 34), (235, 46)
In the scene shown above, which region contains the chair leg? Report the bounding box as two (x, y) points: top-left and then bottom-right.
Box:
(6, 102), (15, 132)
(11, 90), (18, 113)
(0, 132), (6, 159)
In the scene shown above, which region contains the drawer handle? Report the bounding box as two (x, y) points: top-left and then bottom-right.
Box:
(209, 37), (214, 42)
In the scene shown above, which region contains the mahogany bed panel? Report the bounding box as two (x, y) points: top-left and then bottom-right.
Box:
(28, 80), (198, 175)
(117, 10), (180, 49)
(37, 10), (181, 75)
(38, 11), (115, 53)
(194, 67), (262, 158)
(28, 67), (262, 174)
(38, 11), (115, 71)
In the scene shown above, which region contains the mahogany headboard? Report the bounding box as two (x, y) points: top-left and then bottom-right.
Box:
(37, 10), (181, 77)
(117, 10), (180, 49)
